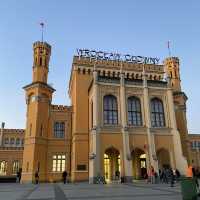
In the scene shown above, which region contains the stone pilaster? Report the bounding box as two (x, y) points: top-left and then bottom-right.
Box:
(142, 65), (158, 173)
(89, 65), (101, 183)
(120, 70), (132, 182)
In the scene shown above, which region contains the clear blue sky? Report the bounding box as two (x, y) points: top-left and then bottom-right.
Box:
(0, 1), (200, 133)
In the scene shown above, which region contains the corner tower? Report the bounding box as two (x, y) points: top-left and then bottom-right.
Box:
(164, 57), (191, 163)
(164, 57), (181, 91)
(21, 41), (55, 183)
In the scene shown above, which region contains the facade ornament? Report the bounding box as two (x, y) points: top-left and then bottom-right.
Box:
(89, 153), (96, 160)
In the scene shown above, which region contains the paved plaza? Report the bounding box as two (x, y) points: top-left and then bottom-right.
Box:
(0, 181), (185, 200)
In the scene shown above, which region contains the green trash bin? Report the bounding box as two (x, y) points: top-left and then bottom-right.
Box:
(180, 177), (198, 200)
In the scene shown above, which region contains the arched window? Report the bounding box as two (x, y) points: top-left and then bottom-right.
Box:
(10, 138), (15, 145)
(39, 57), (42, 66)
(16, 138), (20, 146)
(103, 95), (118, 125)
(4, 138), (9, 145)
(0, 161), (7, 175)
(127, 96), (142, 126)
(150, 98), (165, 127)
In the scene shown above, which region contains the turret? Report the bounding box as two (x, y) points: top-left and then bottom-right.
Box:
(164, 57), (181, 91)
(32, 41), (51, 83)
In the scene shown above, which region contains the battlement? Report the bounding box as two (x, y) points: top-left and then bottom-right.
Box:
(2, 129), (25, 134)
(51, 105), (72, 112)
(33, 41), (51, 51)
(164, 57), (179, 65)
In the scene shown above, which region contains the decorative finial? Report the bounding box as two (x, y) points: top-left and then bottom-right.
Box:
(39, 22), (45, 42)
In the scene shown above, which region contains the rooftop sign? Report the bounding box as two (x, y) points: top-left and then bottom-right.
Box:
(76, 49), (160, 64)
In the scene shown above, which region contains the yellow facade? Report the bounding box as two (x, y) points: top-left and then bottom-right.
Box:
(0, 41), (197, 183)
(188, 134), (200, 168)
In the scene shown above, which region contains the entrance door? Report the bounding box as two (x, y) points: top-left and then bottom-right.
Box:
(104, 154), (110, 182)
(132, 149), (147, 179)
(140, 154), (147, 179)
(104, 148), (121, 182)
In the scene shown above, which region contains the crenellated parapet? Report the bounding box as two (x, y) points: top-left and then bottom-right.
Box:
(33, 41), (51, 50)
(164, 57), (181, 91)
(72, 56), (165, 83)
(51, 104), (72, 112)
(164, 57), (179, 65)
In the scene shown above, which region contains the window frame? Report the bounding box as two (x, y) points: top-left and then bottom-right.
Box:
(150, 98), (165, 128)
(103, 95), (118, 125)
(4, 138), (9, 145)
(54, 122), (65, 138)
(127, 96), (142, 126)
(10, 138), (15, 145)
(12, 160), (20, 174)
(16, 138), (20, 146)
(0, 161), (7, 175)
(52, 154), (66, 172)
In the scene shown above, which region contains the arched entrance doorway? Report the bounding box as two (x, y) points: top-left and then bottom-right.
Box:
(104, 147), (120, 182)
(132, 148), (147, 179)
(157, 148), (170, 169)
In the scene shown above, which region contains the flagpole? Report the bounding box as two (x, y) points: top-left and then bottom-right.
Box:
(42, 26), (43, 42)
(167, 41), (171, 57)
(40, 22), (44, 42)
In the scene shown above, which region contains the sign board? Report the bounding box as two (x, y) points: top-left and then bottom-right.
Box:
(76, 49), (160, 64)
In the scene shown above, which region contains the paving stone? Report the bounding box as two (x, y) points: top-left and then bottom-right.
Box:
(0, 182), (188, 200)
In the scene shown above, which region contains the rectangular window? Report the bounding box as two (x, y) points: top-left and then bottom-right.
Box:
(12, 161), (20, 174)
(30, 124), (32, 136)
(26, 162), (29, 172)
(0, 161), (7, 175)
(77, 164), (87, 171)
(52, 154), (66, 172)
(54, 122), (65, 138)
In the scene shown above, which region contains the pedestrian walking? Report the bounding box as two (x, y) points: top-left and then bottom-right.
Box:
(62, 170), (68, 184)
(16, 168), (22, 183)
(163, 168), (169, 184)
(169, 168), (175, 187)
(35, 171), (39, 184)
(150, 166), (155, 184)
(175, 169), (181, 182)
(115, 170), (120, 180)
(154, 172), (159, 184)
